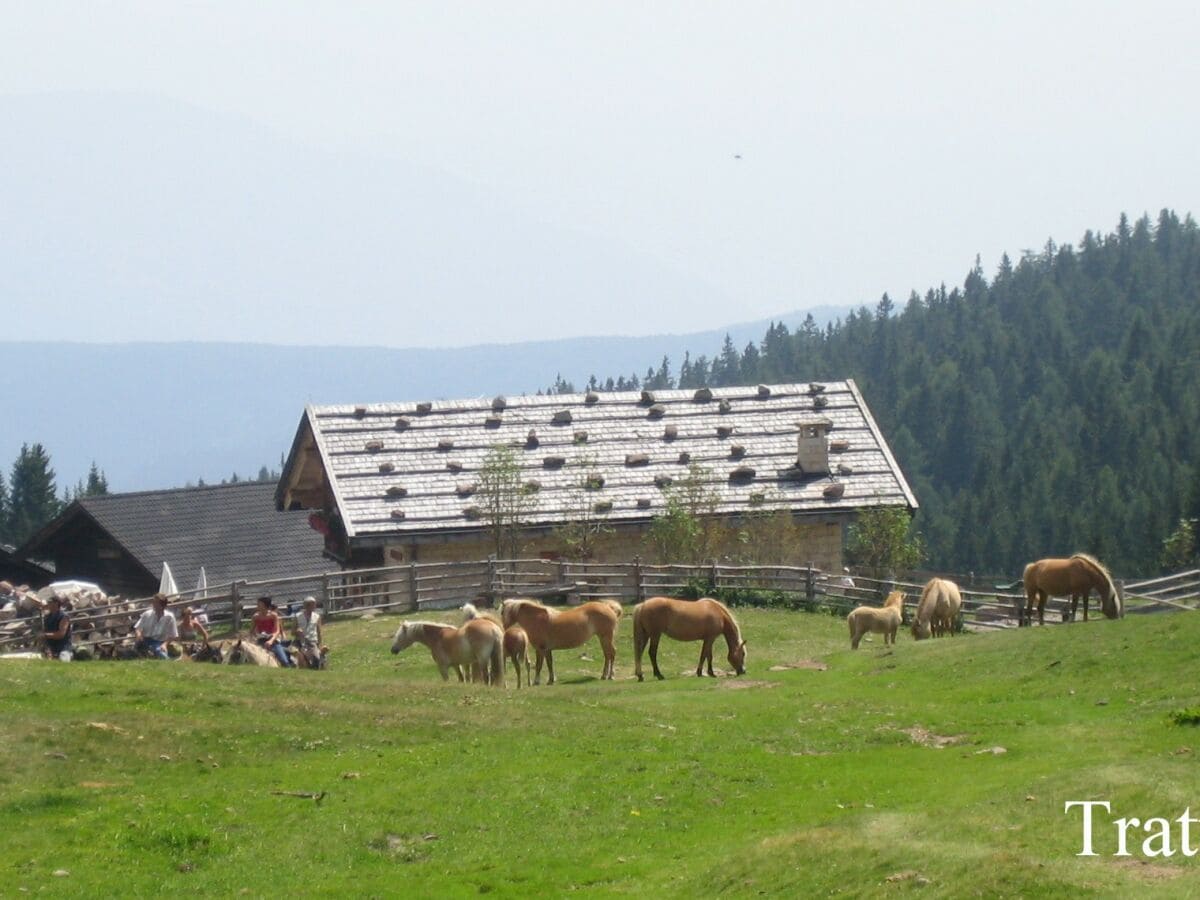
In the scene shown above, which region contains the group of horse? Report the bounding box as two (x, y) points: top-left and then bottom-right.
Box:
(75, 638), (327, 668)
(387, 553), (1123, 686)
(390, 596), (746, 687)
(846, 553), (1123, 649)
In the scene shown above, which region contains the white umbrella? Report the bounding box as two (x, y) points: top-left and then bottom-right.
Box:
(194, 567), (209, 600)
(159, 562), (179, 596)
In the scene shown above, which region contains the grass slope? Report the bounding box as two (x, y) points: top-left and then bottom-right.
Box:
(2, 609), (1199, 897)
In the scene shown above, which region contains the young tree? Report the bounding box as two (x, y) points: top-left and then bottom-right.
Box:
(7, 443), (61, 545)
(479, 445), (538, 559)
(1160, 519), (1197, 573)
(553, 455), (612, 559)
(845, 506), (924, 580)
(645, 463), (724, 564)
(0, 470), (9, 543)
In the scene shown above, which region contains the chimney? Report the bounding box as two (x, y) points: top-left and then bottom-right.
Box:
(796, 418), (832, 475)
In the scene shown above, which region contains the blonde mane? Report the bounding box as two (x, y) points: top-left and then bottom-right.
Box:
(1071, 553), (1121, 614)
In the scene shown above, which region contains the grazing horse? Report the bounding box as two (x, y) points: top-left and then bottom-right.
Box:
(500, 598), (622, 684)
(632, 596), (747, 681)
(911, 578), (962, 640)
(502, 625), (532, 689)
(390, 618), (504, 686)
(847, 591), (904, 649)
(225, 638), (280, 667)
(1023, 554), (1122, 625)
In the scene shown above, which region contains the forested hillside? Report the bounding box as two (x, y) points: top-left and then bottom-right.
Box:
(594, 212), (1200, 576)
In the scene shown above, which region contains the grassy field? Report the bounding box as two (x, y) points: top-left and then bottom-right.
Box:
(2, 606), (1199, 897)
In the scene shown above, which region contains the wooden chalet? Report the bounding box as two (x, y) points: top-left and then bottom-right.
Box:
(17, 481), (329, 598)
(276, 382), (917, 574)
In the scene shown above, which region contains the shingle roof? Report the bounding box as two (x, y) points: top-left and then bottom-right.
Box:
(64, 482), (326, 589)
(286, 381), (917, 540)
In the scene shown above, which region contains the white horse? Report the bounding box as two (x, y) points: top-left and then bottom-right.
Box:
(847, 591), (903, 649)
(912, 578), (962, 640)
(390, 617), (504, 686)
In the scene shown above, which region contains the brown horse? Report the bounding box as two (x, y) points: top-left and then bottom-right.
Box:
(1023, 554), (1121, 625)
(500, 598), (622, 684)
(847, 591), (903, 649)
(390, 618), (505, 686)
(631, 596), (747, 681)
(911, 578), (962, 640)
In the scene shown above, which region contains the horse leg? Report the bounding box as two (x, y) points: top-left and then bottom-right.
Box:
(533, 648), (545, 685)
(633, 621), (646, 682)
(699, 637), (716, 676)
(1083, 592), (1090, 622)
(649, 634), (664, 680)
(545, 649), (556, 685)
(599, 633), (616, 680)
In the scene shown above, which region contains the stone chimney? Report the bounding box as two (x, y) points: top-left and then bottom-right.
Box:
(796, 418), (832, 475)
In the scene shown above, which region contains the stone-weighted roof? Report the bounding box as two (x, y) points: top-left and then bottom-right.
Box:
(280, 381), (917, 541)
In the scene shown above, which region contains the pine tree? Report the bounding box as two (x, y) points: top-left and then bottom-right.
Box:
(0, 470), (9, 544)
(7, 443), (60, 545)
(84, 462), (109, 496)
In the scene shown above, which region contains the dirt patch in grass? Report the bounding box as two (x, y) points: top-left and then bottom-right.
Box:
(717, 679), (779, 691)
(768, 659), (828, 672)
(899, 726), (966, 749)
(1110, 858), (1182, 881)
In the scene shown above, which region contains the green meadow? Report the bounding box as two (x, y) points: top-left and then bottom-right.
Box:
(2, 607), (1199, 898)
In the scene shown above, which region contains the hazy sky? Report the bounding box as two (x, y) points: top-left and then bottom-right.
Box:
(3, 2), (1199, 347)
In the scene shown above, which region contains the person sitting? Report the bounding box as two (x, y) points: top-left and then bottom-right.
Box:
(178, 606), (209, 642)
(134, 593), (179, 659)
(41, 595), (74, 661)
(292, 596), (325, 669)
(251, 596), (294, 667)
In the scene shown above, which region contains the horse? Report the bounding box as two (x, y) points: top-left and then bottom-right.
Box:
(390, 618), (504, 686)
(911, 578), (962, 640)
(1023, 554), (1122, 625)
(189, 640), (225, 663)
(502, 625), (532, 688)
(847, 591), (904, 649)
(631, 596), (747, 681)
(500, 598), (622, 684)
(225, 638), (280, 667)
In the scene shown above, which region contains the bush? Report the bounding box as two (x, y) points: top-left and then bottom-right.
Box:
(1169, 707), (1200, 726)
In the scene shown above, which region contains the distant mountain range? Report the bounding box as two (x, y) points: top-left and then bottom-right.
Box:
(0, 305), (849, 492)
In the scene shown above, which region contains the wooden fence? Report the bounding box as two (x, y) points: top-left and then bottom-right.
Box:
(4, 558), (1198, 655)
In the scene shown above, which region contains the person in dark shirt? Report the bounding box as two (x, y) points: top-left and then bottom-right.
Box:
(42, 595), (74, 661)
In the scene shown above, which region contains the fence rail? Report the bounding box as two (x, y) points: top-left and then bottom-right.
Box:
(5, 555), (1199, 655)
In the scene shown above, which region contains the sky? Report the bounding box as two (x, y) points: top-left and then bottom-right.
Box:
(2, 2), (1199, 347)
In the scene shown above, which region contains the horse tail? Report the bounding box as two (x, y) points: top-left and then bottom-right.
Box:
(462, 602), (480, 620)
(490, 628), (505, 687)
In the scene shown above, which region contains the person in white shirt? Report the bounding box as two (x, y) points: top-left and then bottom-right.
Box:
(134, 593), (179, 659)
(293, 596), (325, 669)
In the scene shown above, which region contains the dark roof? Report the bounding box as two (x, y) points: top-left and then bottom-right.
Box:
(21, 482), (327, 591)
(279, 381), (917, 540)
(0, 544), (55, 587)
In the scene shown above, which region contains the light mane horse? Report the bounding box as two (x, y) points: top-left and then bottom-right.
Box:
(1023, 554), (1122, 625)
(847, 591), (904, 649)
(225, 638), (279, 667)
(911, 578), (962, 640)
(500, 598), (622, 684)
(390, 617), (504, 686)
(631, 596), (746, 681)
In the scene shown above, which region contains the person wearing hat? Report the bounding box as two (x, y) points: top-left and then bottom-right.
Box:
(42, 595), (74, 661)
(292, 596), (324, 669)
(134, 593), (179, 659)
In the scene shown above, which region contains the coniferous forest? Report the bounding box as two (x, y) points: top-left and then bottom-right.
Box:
(582, 212), (1200, 577)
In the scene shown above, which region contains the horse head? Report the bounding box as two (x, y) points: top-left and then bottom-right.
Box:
(728, 640), (747, 676)
(391, 624), (415, 654)
(912, 619), (931, 640)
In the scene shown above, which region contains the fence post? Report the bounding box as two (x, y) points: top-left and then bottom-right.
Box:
(710, 559), (719, 592)
(805, 561), (815, 610)
(487, 555), (497, 602)
(231, 580), (243, 633)
(407, 562), (418, 612)
(320, 574), (332, 619)
(633, 555), (644, 602)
